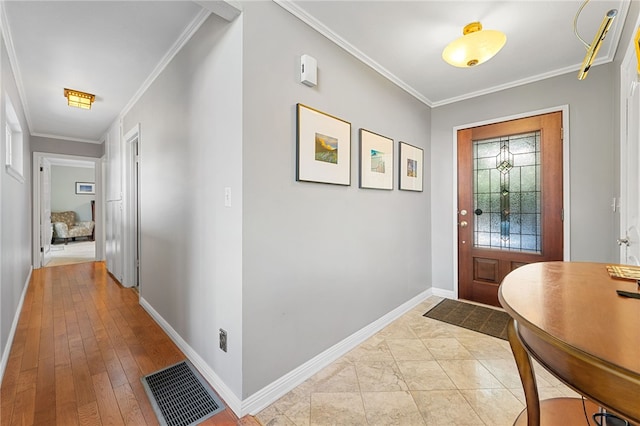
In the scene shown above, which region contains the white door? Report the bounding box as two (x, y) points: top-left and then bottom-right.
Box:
(133, 139), (140, 289)
(41, 157), (53, 266)
(619, 52), (640, 265)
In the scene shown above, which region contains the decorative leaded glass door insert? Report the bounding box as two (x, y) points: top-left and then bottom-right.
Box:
(457, 112), (564, 307)
(473, 132), (541, 253)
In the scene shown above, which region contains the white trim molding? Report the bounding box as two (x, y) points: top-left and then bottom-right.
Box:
(272, 1), (629, 108)
(0, 267), (32, 383)
(121, 124), (141, 289)
(32, 152), (103, 269)
(431, 287), (455, 300)
(139, 297), (243, 415)
(242, 288), (433, 415)
(141, 288), (433, 417)
(119, 8), (211, 118)
(273, 0), (431, 107)
(0, 2), (33, 135)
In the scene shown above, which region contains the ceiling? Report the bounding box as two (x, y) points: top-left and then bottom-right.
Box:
(0, 1), (631, 144)
(1, 1), (206, 143)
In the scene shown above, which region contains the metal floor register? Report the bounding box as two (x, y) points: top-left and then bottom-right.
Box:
(141, 360), (225, 426)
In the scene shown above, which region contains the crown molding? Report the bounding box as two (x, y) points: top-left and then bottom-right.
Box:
(31, 132), (101, 144)
(273, 0), (433, 107)
(119, 8), (212, 119)
(274, 0), (629, 109)
(194, 0), (242, 22)
(0, 2), (34, 134)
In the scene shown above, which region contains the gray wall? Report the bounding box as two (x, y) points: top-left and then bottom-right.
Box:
(51, 165), (95, 221)
(0, 34), (32, 373)
(120, 1), (432, 402)
(122, 13), (244, 397)
(431, 64), (617, 292)
(241, 2), (431, 397)
(31, 135), (103, 158)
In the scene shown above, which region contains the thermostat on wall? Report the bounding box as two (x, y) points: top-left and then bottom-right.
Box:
(300, 54), (317, 87)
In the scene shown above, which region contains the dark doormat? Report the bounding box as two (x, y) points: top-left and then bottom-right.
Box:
(423, 298), (511, 340)
(141, 360), (225, 426)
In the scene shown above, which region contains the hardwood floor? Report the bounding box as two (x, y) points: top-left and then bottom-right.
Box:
(0, 262), (242, 425)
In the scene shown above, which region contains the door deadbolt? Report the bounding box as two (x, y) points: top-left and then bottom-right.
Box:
(460, 221), (468, 228)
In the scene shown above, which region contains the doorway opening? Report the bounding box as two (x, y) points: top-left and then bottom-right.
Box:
(32, 152), (102, 269)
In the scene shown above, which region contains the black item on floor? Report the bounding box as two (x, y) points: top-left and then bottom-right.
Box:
(141, 360), (225, 426)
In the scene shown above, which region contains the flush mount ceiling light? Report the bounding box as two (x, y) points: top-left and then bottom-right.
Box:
(63, 88), (95, 110)
(574, 0), (617, 80)
(442, 22), (507, 68)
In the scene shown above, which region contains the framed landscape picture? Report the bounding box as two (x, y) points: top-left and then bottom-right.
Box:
(296, 104), (351, 185)
(75, 182), (95, 194)
(399, 142), (423, 191)
(359, 129), (393, 190)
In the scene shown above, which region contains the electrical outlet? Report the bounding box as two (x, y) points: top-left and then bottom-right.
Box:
(219, 329), (227, 352)
(224, 187), (231, 207)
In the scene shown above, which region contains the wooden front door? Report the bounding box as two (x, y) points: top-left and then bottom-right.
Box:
(457, 112), (564, 306)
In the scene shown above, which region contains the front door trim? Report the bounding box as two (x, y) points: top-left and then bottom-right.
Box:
(451, 105), (571, 300)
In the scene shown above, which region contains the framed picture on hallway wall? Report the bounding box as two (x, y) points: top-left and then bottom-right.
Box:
(359, 129), (393, 190)
(296, 103), (351, 185)
(399, 142), (423, 192)
(75, 182), (95, 195)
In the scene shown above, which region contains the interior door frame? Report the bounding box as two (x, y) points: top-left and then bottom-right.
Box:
(40, 157), (52, 267)
(451, 105), (571, 300)
(123, 124), (141, 289)
(618, 21), (640, 264)
(32, 152), (103, 269)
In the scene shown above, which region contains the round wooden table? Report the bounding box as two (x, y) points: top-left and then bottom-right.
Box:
(498, 262), (640, 425)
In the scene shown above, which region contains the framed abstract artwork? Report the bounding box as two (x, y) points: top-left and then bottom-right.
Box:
(359, 129), (393, 190)
(296, 104), (351, 185)
(399, 142), (423, 191)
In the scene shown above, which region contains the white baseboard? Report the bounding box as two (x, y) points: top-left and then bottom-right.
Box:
(139, 297), (243, 415)
(141, 288), (434, 418)
(431, 287), (455, 299)
(241, 288), (434, 416)
(0, 267), (32, 383)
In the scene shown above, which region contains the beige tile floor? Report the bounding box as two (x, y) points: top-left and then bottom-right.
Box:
(256, 296), (581, 426)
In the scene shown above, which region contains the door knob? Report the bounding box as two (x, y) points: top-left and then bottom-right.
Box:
(460, 221), (468, 228)
(617, 237), (630, 246)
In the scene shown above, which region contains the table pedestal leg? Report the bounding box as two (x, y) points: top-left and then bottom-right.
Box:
(507, 319), (602, 426)
(507, 318), (540, 426)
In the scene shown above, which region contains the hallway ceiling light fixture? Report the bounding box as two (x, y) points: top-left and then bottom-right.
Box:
(442, 21), (506, 68)
(574, 0), (617, 80)
(63, 88), (95, 110)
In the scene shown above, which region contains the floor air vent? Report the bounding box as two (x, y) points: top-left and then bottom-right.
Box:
(141, 360), (225, 426)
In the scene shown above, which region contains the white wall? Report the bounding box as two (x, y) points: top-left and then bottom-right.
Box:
(241, 1), (431, 398)
(51, 165), (95, 221)
(0, 32), (32, 379)
(431, 64), (617, 293)
(122, 12), (244, 399)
